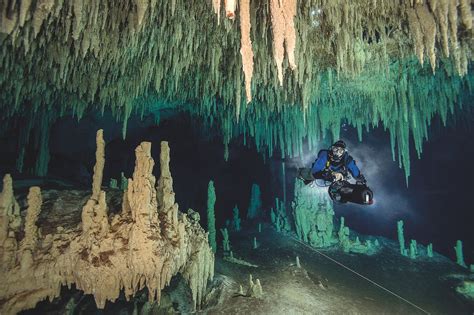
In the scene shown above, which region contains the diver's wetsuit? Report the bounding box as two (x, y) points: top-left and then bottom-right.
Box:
(311, 150), (362, 182)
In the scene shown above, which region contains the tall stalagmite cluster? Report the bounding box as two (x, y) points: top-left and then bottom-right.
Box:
(0, 1), (473, 181)
(0, 130), (214, 314)
(292, 180), (337, 247)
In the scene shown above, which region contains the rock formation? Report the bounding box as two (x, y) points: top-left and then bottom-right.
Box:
(0, 133), (214, 314)
(398, 220), (408, 256)
(246, 274), (263, 298)
(1, 1), (473, 183)
(231, 205), (241, 231)
(455, 240), (467, 268)
(292, 180), (337, 247)
(239, 0), (254, 105)
(271, 197), (291, 233)
(207, 180), (217, 253)
(289, 178), (379, 255)
(270, 0), (297, 86)
(0, 174), (21, 246)
(247, 183), (262, 220)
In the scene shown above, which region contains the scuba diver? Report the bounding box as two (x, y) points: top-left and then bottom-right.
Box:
(298, 140), (374, 205)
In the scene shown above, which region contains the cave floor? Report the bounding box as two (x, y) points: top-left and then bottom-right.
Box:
(10, 187), (474, 314)
(208, 224), (474, 315)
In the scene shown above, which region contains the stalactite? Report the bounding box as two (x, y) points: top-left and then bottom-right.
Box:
(32, 0), (55, 38)
(135, 0), (149, 27)
(225, 0), (236, 19)
(239, 0), (254, 104)
(458, 0), (472, 30)
(0, 0), (473, 183)
(415, 4), (437, 72)
(434, 0), (449, 57)
(448, 0), (458, 51)
(269, 0), (286, 86)
(212, 0), (222, 24)
(407, 7), (424, 66)
(19, 0), (33, 28)
(283, 0), (297, 71)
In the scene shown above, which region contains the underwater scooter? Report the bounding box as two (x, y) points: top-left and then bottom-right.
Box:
(297, 168), (374, 205)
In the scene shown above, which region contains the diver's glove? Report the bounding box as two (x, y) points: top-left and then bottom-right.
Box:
(355, 174), (367, 185)
(331, 172), (344, 182)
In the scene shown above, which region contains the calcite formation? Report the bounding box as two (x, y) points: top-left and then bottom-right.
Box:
(0, 132), (214, 314)
(0, 0), (473, 184)
(239, 0), (254, 105)
(207, 180), (217, 253)
(292, 180), (337, 247)
(270, 197), (291, 233)
(231, 205), (241, 231)
(247, 183), (262, 219)
(290, 179), (379, 254)
(455, 240), (467, 268)
(269, 0), (297, 86)
(246, 274), (263, 298)
(0, 174), (21, 245)
(1, 1), (473, 182)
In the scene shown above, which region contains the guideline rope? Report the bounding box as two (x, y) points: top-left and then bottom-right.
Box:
(291, 236), (431, 315)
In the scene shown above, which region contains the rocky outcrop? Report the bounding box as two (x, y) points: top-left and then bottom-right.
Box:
(0, 133), (214, 314)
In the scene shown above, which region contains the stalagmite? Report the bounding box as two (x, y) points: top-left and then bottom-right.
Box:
(0, 174), (21, 245)
(397, 220), (407, 256)
(207, 180), (217, 253)
(247, 274), (263, 298)
(220, 227), (230, 251)
(128, 141), (159, 230)
(92, 129), (105, 201)
(232, 205), (241, 231)
(156, 141), (176, 217)
(455, 240), (467, 268)
(427, 243), (433, 257)
(239, 0), (254, 103)
(0, 138), (214, 314)
(109, 178), (118, 189)
(19, 187), (42, 270)
(247, 183), (262, 219)
(292, 180), (336, 247)
(82, 129), (109, 237)
(20, 187), (42, 249)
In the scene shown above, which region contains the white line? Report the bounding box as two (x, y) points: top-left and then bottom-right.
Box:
(292, 237), (431, 315)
